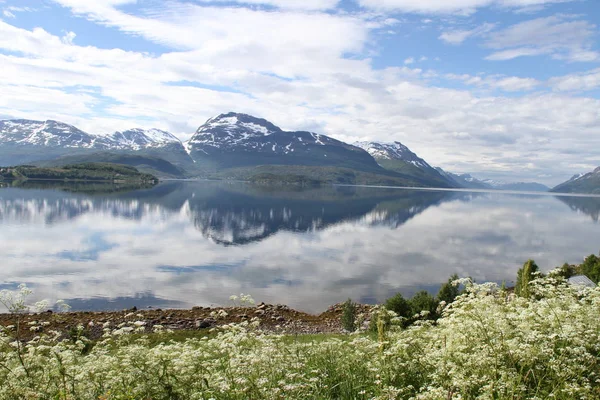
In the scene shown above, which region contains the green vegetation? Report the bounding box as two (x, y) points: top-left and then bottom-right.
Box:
(341, 298), (357, 332)
(2, 270), (600, 399)
(215, 164), (433, 187)
(381, 274), (462, 329)
(376, 158), (453, 188)
(6, 180), (156, 194)
(39, 152), (188, 178)
(557, 253), (600, 283)
(515, 259), (540, 297)
(0, 163), (158, 183)
(249, 172), (326, 185)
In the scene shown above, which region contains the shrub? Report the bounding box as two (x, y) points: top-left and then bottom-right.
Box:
(580, 253), (600, 283)
(436, 273), (460, 304)
(515, 259), (540, 297)
(408, 290), (437, 319)
(384, 292), (411, 319)
(341, 298), (357, 332)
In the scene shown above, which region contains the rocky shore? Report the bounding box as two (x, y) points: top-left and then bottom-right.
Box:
(0, 302), (375, 341)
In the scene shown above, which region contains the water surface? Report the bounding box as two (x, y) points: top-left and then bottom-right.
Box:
(1, 180), (599, 313)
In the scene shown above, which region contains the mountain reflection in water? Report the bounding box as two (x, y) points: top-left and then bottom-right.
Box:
(1, 181), (599, 313)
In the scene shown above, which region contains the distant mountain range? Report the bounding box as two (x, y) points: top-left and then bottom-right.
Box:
(0, 113), (596, 194)
(551, 167), (600, 194)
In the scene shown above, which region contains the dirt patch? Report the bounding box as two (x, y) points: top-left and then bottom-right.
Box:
(0, 302), (375, 341)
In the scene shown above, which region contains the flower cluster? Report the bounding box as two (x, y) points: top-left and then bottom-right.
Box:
(0, 274), (599, 399)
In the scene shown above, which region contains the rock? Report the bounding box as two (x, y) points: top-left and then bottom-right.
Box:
(276, 316), (286, 322)
(257, 302), (266, 310)
(195, 319), (213, 329)
(254, 309), (265, 316)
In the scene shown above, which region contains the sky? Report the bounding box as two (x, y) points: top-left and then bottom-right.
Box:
(0, 0), (599, 185)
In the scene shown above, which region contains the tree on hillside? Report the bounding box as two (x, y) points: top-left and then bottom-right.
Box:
(437, 273), (460, 305)
(409, 291), (437, 319)
(385, 293), (411, 320)
(515, 259), (540, 298)
(580, 254), (600, 283)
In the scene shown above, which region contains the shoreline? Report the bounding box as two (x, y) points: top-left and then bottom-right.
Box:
(0, 302), (375, 341)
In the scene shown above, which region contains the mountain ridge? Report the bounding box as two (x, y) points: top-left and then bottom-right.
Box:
(354, 141), (456, 188)
(552, 167), (600, 194)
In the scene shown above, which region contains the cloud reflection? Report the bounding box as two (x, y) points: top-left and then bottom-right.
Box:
(0, 181), (599, 313)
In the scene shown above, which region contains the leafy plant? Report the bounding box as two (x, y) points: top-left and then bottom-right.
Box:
(341, 298), (357, 332)
(515, 259), (540, 297)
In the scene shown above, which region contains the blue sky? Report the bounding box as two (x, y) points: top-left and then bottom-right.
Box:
(0, 0), (599, 184)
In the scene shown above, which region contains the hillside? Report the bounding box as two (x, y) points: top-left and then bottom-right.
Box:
(37, 153), (187, 179)
(0, 163), (158, 183)
(353, 141), (456, 188)
(216, 165), (433, 187)
(551, 167), (600, 194)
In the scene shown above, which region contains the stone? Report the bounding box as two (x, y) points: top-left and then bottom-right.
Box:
(195, 319), (213, 329)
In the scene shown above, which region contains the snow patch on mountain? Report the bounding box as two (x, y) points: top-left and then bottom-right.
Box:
(0, 119), (184, 152)
(354, 141), (431, 170)
(186, 112), (347, 157)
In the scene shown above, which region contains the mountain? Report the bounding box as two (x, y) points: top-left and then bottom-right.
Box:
(353, 141), (456, 188)
(434, 169), (549, 191)
(0, 120), (192, 169)
(434, 169), (492, 189)
(186, 112), (382, 172)
(552, 167), (600, 194)
(489, 182), (549, 192)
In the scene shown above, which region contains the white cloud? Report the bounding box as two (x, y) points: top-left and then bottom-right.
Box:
(193, 0), (340, 11)
(61, 31), (76, 45)
(493, 76), (540, 91)
(484, 15), (600, 62)
(0, 2), (599, 182)
(447, 73), (541, 91)
(439, 23), (496, 45)
(404, 57), (415, 64)
(357, 0), (575, 14)
(2, 10), (14, 18)
(549, 68), (600, 91)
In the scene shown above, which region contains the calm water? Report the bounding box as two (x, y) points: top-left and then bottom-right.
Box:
(1, 180), (599, 313)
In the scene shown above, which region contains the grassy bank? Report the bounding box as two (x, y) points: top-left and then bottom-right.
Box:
(1, 272), (599, 399)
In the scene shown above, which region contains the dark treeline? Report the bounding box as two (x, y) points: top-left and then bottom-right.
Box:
(0, 163), (157, 183)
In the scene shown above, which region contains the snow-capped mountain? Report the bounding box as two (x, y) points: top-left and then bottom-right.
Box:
(434, 169), (492, 189)
(0, 119), (114, 149)
(354, 141), (456, 188)
(552, 167), (600, 194)
(186, 112), (381, 171)
(482, 179), (549, 191)
(353, 141), (432, 170)
(0, 119), (191, 167)
(109, 128), (182, 150)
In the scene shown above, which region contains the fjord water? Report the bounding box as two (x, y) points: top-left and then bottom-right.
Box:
(1, 181), (599, 313)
